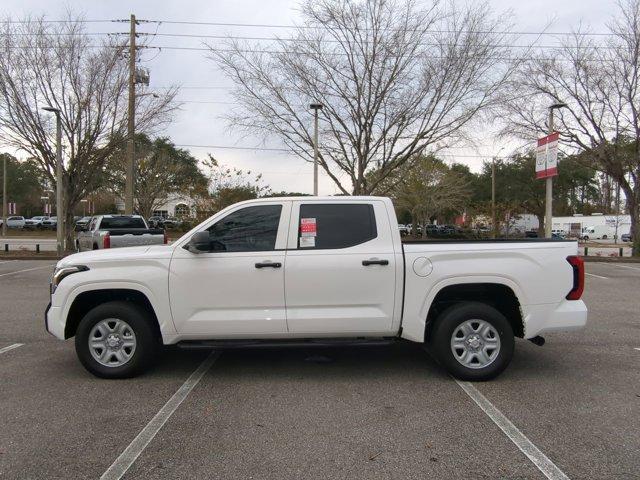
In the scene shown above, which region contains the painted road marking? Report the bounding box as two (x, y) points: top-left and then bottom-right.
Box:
(100, 351), (220, 480)
(0, 264), (55, 278)
(634, 348), (640, 351)
(613, 264), (640, 271)
(455, 379), (569, 480)
(0, 260), (16, 265)
(0, 343), (24, 355)
(585, 272), (608, 279)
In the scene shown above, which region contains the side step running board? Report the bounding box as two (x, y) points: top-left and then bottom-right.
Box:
(176, 337), (398, 350)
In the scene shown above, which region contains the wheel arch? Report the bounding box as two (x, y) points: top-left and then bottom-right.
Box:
(423, 282), (524, 343)
(64, 288), (162, 341)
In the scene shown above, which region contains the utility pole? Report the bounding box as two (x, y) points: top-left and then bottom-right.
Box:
(545, 102), (567, 238)
(491, 158), (496, 239)
(125, 13), (136, 214)
(310, 103), (323, 196)
(43, 107), (64, 256)
(2, 155), (6, 237)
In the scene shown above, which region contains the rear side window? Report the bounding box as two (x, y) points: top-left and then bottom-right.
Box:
(206, 205), (282, 252)
(298, 203), (377, 249)
(100, 217), (147, 229)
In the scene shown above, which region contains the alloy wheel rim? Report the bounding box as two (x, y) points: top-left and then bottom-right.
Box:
(450, 319), (500, 369)
(88, 318), (137, 367)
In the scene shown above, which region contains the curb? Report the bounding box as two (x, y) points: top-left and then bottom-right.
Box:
(582, 256), (640, 263)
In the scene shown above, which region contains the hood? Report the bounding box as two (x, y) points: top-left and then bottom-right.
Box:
(57, 245), (173, 268)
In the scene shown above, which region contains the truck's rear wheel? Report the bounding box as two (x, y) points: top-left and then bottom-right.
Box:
(429, 302), (514, 381)
(74, 301), (158, 378)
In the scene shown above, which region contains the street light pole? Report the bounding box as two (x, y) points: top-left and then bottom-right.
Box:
(310, 103), (323, 196)
(491, 158), (496, 239)
(43, 106), (64, 257)
(125, 14), (137, 214)
(545, 102), (567, 238)
(2, 155), (6, 237)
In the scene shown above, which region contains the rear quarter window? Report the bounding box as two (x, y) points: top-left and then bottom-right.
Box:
(298, 203), (377, 249)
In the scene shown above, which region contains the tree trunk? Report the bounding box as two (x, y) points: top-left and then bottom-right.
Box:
(536, 213), (545, 238)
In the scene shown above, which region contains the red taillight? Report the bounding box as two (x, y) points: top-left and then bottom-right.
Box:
(103, 233), (111, 249)
(566, 255), (584, 300)
(163, 232), (168, 244)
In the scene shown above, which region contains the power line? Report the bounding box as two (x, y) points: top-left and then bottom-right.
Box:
(174, 143), (504, 158)
(142, 19), (619, 37)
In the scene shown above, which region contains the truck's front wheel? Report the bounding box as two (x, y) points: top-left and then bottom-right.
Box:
(74, 301), (158, 379)
(430, 302), (514, 381)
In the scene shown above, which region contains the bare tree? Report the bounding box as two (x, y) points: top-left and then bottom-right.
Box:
(0, 14), (178, 247)
(208, 0), (518, 195)
(500, 0), (640, 254)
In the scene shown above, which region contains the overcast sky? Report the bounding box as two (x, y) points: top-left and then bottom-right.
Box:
(0, 0), (617, 194)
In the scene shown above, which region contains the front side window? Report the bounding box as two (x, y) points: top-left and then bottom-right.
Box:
(298, 203), (377, 249)
(205, 205), (282, 252)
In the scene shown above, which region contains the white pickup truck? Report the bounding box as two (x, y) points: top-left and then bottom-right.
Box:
(75, 215), (167, 252)
(45, 197), (587, 380)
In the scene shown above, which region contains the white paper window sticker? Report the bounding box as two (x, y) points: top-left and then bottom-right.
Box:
(300, 236), (315, 248)
(300, 217), (317, 237)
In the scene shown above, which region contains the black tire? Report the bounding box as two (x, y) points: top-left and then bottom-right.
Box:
(74, 301), (158, 379)
(429, 302), (514, 381)
(602, 235), (608, 240)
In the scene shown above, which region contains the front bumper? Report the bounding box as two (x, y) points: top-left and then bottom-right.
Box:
(45, 303), (65, 340)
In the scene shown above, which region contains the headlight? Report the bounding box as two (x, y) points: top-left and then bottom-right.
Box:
(50, 265), (89, 294)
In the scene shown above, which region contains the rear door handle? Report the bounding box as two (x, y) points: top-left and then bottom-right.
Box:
(255, 261), (282, 269)
(362, 259), (389, 266)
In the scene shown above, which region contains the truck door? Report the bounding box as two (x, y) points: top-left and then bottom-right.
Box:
(169, 202), (291, 336)
(284, 200), (398, 334)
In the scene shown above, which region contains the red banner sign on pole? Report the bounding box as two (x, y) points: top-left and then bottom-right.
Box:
(536, 132), (559, 179)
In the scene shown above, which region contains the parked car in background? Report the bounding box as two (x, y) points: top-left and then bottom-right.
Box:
(398, 224), (409, 236)
(161, 217), (180, 229)
(75, 215), (167, 251)
(0, 216), (26, 229)
(621, 233), (632, 242)
(525, 230), (539, 238)
(24, 216), (49, 229)
(41, 217), (57, 230)
(74, 216), (92, 230)
(148, 216), (165, 228)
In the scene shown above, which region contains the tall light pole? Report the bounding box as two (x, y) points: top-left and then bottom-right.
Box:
(2, 154), (6, 237)
(545, 102), (567, 238)
(310, 103), (323, 196)
(491, 158), (496, 239)
(125, 13), (137, 214)
(43, 106), (64, 257)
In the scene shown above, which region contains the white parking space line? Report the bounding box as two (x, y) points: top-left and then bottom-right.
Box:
(455, 379), (569, 480)
(0, 343), (24, 355)
(612, 264), (640, 271)
(634, 348), (640, 351)
(0, 264), (55, 278)
(100, 351), (220, 480)
(0, 260), (16, 265)
(585, 272), (608, 279)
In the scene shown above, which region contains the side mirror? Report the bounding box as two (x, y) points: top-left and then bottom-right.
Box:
(186, 231), (211, 252)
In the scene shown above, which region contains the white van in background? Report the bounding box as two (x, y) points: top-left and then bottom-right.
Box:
(580, 225), (612, 240)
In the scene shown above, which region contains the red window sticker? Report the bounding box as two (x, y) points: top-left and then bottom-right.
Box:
(300, 217), (317, 236)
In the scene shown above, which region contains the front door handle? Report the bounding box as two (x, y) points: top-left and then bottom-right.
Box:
(362, 259), (389, 266)
(255, 261), (282, 269)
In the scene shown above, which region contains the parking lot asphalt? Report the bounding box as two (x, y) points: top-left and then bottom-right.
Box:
(0, 260), (638, 479)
